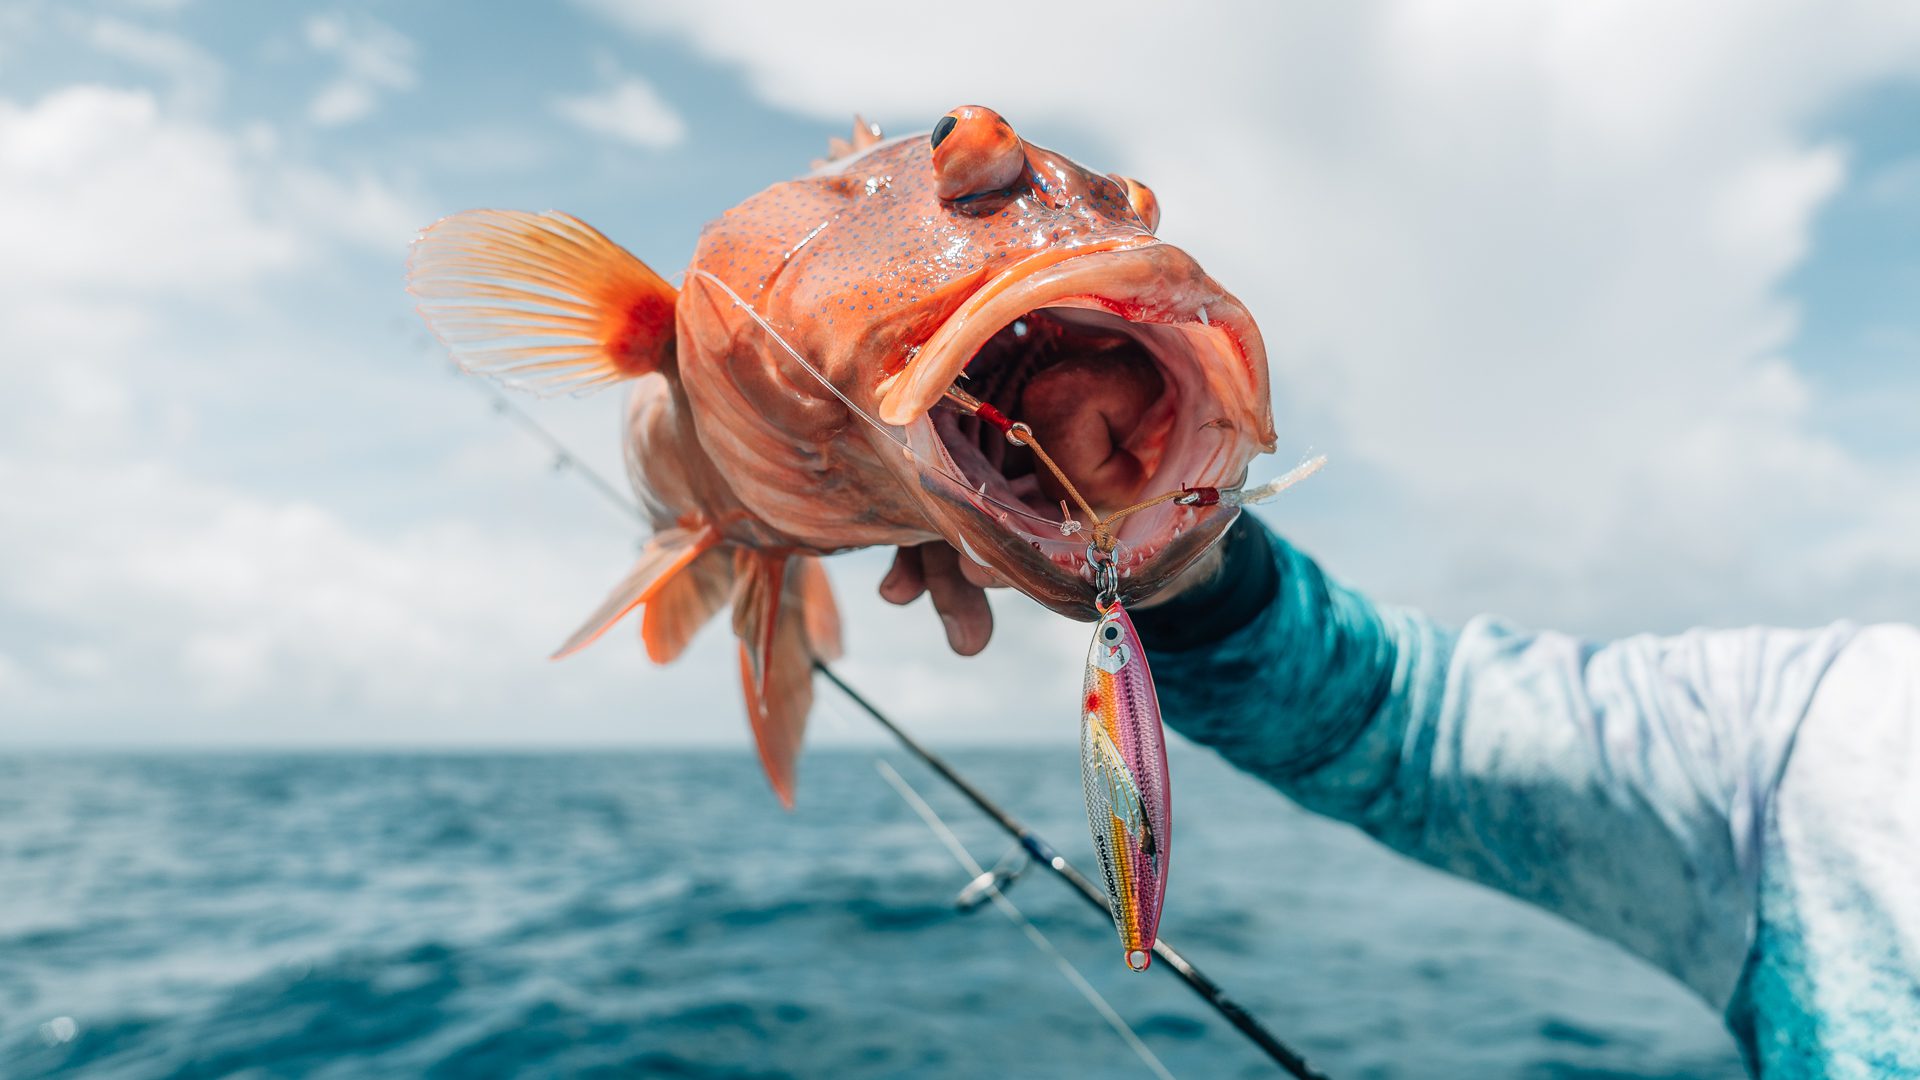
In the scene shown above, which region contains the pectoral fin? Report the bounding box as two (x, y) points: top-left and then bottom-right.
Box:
(409, 209), (678, 394)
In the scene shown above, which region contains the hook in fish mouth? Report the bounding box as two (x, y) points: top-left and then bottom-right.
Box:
(880, 241), (1274, 610)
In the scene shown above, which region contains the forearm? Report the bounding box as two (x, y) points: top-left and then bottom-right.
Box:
(1135, 516), (1840, 1008)
(1133, 515), (1449, 845)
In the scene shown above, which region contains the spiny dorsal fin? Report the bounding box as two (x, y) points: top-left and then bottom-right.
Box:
(815, 114), (884, 167)
(409, 209), (677, 395)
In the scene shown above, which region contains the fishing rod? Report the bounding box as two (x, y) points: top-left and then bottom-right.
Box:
(816, 663), (1326, 1080)
(464, 374), (1328, 1079)
(872, 758), (1176, 1080)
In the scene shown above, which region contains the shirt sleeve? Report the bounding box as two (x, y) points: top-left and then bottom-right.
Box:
(1136, 514), (1854, 1010)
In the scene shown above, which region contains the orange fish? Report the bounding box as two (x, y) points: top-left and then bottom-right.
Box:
(408, 106), (1276, 807)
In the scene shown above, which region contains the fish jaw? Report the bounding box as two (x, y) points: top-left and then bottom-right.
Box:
(869, 241), (1276, 619)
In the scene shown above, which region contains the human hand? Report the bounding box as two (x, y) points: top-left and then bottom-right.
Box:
(878, 540), (1001, 656)
(879, 537), (1228, 655)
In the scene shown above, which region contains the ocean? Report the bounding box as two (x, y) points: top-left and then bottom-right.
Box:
(0, 748), (1747, 1079)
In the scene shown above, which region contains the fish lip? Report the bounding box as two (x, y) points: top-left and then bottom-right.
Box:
(876, 238), (1275, 446)
(877, 237), (1148, 425)
(877, 239), (1275, 610)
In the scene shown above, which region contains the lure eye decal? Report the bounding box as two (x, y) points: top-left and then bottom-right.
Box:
(1111, 175), (1161, 233)
(930, 105), (1026, 203)
(1096, 615), (1131, 672)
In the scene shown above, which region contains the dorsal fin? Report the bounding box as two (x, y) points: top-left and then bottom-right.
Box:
(409, 209), (677, 395)
(815, 114), (884, 167)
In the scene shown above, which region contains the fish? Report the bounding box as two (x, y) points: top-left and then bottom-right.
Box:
(1080, 601), (1171, 971)
(407, 105), (1276, 807)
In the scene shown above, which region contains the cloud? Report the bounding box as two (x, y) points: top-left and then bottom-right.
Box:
(7, 3), (1920, 753)
(552, 74), (686, 148)
(0, 80), (474, 742)
(0, 86), (299, 292)
(1866, 154), (1920, 205)
(0, 455), (625, 734)
(0, 83), (426, 298)
(304, 12), (416, 127)
(277, 166), (429, 252)
(581, 0), (1920, 636)
(79, 15), (223, 110)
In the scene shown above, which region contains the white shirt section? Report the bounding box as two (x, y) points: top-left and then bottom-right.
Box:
(1425, 616), (1857, 1006)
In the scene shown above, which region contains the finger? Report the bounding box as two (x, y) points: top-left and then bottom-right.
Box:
(879, 546), (925, 605)
(921, 544), (994, 655)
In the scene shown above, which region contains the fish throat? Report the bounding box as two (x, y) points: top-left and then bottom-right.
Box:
(932, 305), (1206, 549)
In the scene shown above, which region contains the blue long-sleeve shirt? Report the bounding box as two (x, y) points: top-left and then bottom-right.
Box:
(1135, 517), (1920, 1078)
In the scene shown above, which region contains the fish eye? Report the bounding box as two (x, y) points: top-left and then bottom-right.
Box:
(1102, 625), (1120, 642)
(930, 115), (958, 150)
(930, 105), (1025, 204)
(1112, 175), (1161, 233)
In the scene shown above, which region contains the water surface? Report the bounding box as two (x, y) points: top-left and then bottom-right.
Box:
(0, 749), (1746, 1078)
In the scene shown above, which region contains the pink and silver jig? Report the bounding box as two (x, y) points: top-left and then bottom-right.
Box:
(1079, 543), (1173, 972)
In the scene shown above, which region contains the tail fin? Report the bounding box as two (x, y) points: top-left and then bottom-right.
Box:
(733, 551), (841, 809)
(408, 209), (678, 394)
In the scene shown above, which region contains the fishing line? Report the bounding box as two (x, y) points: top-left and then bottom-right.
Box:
(874, 759), (1178, 1080)
(725, 626), (1168, 1071)
(939, 384), (1325, 555)
(455, 360), (1332, 1080)
(469, 376), (638, 528)
(680, 269), (1064, 537)
(820, 664), (1329, 1080)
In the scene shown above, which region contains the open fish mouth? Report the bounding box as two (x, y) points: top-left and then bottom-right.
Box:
(878, 241), (1276, 614)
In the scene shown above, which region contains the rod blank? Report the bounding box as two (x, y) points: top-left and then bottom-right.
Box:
(814, 661), (1328, 1080)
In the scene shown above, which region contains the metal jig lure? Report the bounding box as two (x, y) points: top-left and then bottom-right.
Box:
(1080, 543), (1173, 971)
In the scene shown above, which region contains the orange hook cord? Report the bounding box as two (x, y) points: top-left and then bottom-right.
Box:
(941, 387), (1217, 554)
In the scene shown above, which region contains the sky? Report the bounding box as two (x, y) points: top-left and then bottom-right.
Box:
(2, 0), (1917, 751)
